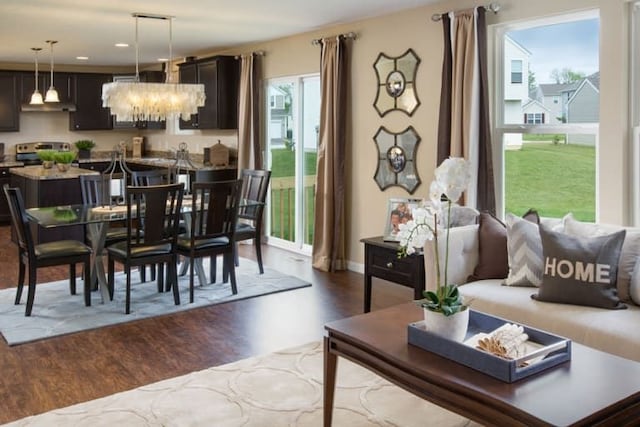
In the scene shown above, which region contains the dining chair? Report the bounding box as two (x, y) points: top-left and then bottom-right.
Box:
(3, 185), (93, 316)
(234, 169), (271, 274)
(106, 183), (184, 314)
(79, 173), (128, 242)
(176, 179), (242, 303)
(194, 168), (238, 183)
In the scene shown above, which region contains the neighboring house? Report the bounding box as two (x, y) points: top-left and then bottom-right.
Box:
(522, 99), (551, 124)
(503, 35), (531, 149)
(268, 85), (291, 149)
(533, 82), (579, 124)
(566, 71), (599, 145)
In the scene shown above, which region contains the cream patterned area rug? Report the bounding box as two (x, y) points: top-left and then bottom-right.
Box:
(3, 341), (480, 427)
(0, 258), (310, 346)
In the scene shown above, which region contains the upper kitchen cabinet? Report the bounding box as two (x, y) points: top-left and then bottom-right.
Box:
(22, 72), (74, 104)
(0, 72), (20, 132)
(112, 71), (166, 130)
(69, 73), (113, 130)
(178, 55), (239, 130)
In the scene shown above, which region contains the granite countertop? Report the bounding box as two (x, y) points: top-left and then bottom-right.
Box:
(10, 165), (100, 180)
(77, 156), (236, 172)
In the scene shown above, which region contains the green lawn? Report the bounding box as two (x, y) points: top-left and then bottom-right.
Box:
(505, 143), (595, 221)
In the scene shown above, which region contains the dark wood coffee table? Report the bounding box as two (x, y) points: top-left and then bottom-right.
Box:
(324, 303), (640, 426)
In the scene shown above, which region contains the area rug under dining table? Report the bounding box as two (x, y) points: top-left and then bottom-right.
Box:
(2, 341), (479, 426)
(0, 258), (310, 346)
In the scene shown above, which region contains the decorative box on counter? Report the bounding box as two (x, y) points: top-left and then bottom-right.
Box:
(407, 309), (571, 383)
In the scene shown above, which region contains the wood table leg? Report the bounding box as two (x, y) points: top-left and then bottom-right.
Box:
(364, 273), (372, 313)
(323, 336), (337, 427)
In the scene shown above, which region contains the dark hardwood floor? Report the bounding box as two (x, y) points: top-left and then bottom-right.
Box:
(0, 224), (413, 424)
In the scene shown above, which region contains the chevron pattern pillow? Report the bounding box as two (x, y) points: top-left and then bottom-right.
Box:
(504, 212), (543, 287)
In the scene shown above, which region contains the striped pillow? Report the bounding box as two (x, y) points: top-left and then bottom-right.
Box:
(504, 212), (543, 287)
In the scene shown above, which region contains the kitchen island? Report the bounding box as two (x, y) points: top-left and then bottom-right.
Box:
(10, 165), (99, 244)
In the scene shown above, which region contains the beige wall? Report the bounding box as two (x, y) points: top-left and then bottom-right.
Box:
(1, 0), (631, 271)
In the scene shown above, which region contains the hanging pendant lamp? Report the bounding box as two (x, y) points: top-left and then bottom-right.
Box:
(44, 40), (60, 103)
(102, 13), (205, 122)
(29, 47), (44, 105)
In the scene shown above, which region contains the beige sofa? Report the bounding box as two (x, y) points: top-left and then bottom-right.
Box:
(424, 222), (640, 363)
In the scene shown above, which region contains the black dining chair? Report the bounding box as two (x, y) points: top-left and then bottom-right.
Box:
(79, 173), (128, 243)
(3, 185), (93, 316)
(106, 183), (184, 314)
(234, 169), (271, 274)
(176, 180), (242, 303)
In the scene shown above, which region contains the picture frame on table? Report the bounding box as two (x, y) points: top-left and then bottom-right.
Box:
(383, 197), (423, 242)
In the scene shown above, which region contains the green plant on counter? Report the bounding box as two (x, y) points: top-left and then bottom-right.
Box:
(74, 139), (95, 150)
(53, 151), (77, 164)
(36, 150), (57, 162)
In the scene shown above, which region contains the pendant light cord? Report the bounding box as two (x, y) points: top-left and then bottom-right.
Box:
(135, 15), (140, 82)
(46, 40), (57, 88)
(167, 17), (172, 83)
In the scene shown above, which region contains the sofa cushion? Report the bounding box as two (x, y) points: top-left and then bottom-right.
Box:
(504, 212), (544, 287)
(468, 212), (508, 281)
(532, 224), (626, 309)
(459, 279), (640, 362)
(563, 213), (640, 303)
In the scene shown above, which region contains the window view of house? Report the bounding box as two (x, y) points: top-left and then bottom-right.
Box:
(498, 15), (599, 221)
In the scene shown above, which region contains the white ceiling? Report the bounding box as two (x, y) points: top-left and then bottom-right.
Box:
(2, 0), (440, 68)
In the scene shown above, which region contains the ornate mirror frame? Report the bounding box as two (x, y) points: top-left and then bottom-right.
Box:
(373, 48), (421, 116)
(373, 126), (421, 194)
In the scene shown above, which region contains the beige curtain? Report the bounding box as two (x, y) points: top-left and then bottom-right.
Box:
(312, 37), (348, 272)
(436, 7), (496, 213)
(237, 53), (263, 172)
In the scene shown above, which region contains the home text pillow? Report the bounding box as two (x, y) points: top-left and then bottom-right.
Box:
(563, 213), (640, 302)
(532, 224), (627, 309)
(503, 211), (543, 287)
(468, 212), (508, 281)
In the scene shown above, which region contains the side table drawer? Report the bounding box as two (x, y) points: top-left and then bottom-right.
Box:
(368, 247), (419, 287)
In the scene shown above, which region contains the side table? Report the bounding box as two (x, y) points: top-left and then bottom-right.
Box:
(360, 236), (425, 312)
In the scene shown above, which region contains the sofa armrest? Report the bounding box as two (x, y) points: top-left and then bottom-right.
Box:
(424, 224), (480, 293)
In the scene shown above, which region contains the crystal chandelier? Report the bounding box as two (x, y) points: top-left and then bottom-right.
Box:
(102, 13), (205, 122)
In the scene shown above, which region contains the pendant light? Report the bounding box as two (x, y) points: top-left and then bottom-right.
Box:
(102, 13), (205, 122)
(29, 47), (44, 105)
(44, 40), (60, 103)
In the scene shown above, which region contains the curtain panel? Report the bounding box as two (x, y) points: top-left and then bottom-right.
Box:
(436, 7), (496, 214)
(312, 37), (348, 272)
(237, 53), (263, 171)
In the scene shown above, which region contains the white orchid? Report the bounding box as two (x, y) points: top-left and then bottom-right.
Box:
(398, 157), (471, 316)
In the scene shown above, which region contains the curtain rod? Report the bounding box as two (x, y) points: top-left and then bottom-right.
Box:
(234, 50), (265, 60)
(431, 2), (500, 21)
(311, 31), (357, 45)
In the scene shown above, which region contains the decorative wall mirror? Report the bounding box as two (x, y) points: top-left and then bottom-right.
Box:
(374, 126), (421, 194)
(373, 48), (421, 116)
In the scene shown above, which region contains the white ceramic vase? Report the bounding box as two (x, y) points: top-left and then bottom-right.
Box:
(423, 307), (470, 342)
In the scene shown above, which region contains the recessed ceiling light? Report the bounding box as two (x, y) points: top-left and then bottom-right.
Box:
(76, 56), (89, 61)
(115, 43), (129, 48)
(157, 58), (168, 62)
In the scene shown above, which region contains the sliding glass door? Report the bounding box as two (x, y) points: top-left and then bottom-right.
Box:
(265, 75), (320, 254)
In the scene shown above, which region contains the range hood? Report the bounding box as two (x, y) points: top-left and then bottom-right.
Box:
(21, 102), (77, 112)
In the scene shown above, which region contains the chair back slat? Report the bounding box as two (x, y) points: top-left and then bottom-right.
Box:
(238, 169), (271, 222)
(3, 185), (36, 257)
(79, 173), (123, 205)
(190, 180), (242, 242)
(131, 169), (174, 186)
(125, 184), (184, 253)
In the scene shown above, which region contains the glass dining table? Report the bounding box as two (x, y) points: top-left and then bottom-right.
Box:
(26, 198), (261, 304)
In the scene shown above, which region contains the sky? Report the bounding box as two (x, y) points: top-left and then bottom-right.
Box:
(508, 18), (599, 84)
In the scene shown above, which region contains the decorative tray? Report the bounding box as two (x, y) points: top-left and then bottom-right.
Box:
(407, 309), (571, 383)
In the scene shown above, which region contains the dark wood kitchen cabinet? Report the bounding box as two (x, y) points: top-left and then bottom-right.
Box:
(0, 72), (20, 132)
(21, 72), (74, 104)
(69, 73), (113, 130)
(178, 55), (239, 130)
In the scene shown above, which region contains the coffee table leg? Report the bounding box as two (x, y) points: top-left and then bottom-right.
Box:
(323, 337), (337, 427)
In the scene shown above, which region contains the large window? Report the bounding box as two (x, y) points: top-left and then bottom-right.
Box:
(495, 12), (599, 221)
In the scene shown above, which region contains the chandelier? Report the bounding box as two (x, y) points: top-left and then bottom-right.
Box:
(102, 13), (205, 122)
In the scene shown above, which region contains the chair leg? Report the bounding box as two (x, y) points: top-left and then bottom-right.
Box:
(254, 237), (264, 274)
(69, 264), (77, 295)
(210, 256), (216, 283)
(25, 265), (37, 316)
(125, 264), (132, 314)
(108, 256), (115, 301)
(83, 259), (91, 307)
(15, 258), (25, 305)
(189, 257), (195, 303)
(139, 265), (146, 283)
(170, 257), (180, 306)
(226, 253), (238, 295)
(234, 242), (239, 267)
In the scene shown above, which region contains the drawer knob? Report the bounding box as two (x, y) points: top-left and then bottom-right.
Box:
(386, 261), (393, 268)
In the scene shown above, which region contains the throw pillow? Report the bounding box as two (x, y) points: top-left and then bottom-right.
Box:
(563, 213), (640, 302)
(630, 259), (640, 305)
(532, 224), (627, 309)
(468, 212), (508, 281)
(503, 212), (544, 287)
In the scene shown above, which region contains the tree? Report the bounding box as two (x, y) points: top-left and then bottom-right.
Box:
(528, 65), (537, 93)
(550, 67), (586, 84)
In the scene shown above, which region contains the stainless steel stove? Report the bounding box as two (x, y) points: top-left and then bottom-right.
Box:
(15, 142), (71, 165)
